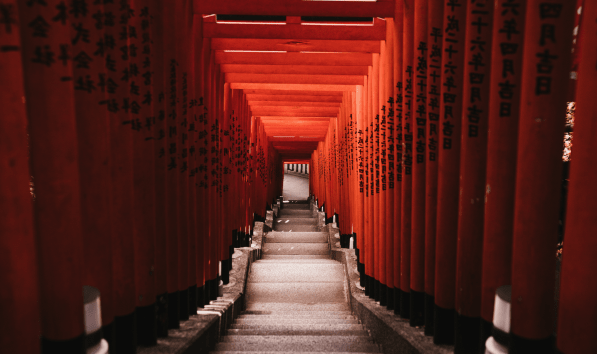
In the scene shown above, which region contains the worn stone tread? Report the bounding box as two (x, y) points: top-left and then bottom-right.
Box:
(246, 282), (345, 303)
(263, 243), (329, 255)
(234, 318), (360, 325)
(273, 223), (321, 232)
(248, 263), (344, 283)
(265, 234), (327, 243)
(261, 255), (332, 260)
(244, 302), (351, 312)
(240, 310), (353, 316)
(226, 328), (369, 336)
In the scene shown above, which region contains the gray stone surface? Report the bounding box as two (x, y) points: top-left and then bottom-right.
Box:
(248, 263), (344, 283)
(245, 302), (351, 312)
(261, 255), (332, 260)
(283, 173), (310, 201)
(279, 209), (312, 217)
(246, 282), (345, 304)
(215, 335), (380, 353)
(265, 232), (328, 243)
(263, 243), (329, 255)
(273, 223), (321, 232)
(275, 217), (318, 224)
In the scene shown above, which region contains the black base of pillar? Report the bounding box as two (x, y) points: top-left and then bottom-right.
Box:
(394, 288), (401, 315)
(210, 278), (218, 300)
(359, 263), (366, 288)
(179, 288), (189, 321)
(196, 285), (205, 309)
(433, 304), (455, 345)
(454, 313), (480, 354)
(203, 281), (211, 306)
(387, 286), (395, 310)
(364, 274), (371, 297)
(136, 303), (157, 346)
(188, 285), (197, 315)
(232, 231), (238, 248)
(368, 276), (376, 300)
(479, 318), (493, 353)
(400, 290), (410, 319)
(374, 279), (381, 302)
(424, 293), (435, 336)
(114, 311), (137, 353)
(103, 321), (115, 350)
(380, 283), (388, 306)
(41, 334), (86, 354)
(410, 290), (425, 327)
(167, 291), (180, 329)
(156, 293), (168, 337)
(222, 258), (230, 284)
(510, 333), (554, 354)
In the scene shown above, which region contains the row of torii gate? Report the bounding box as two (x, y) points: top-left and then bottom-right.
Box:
(1, 0), (595, 354)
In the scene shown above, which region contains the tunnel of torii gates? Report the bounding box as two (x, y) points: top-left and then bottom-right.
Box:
(1, 0), (596, 353)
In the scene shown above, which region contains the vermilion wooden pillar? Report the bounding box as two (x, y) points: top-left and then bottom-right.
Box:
(393, 0), (404, 315)
(454, 0), (494, 351)
(410, 0), (428, 327)
(356, 86), (366, 288)
(163, 0), (180, 330)
(0, 3), (41, 352)
(175, 0), (191, 321)
(129, 0), (158, 345)
(434, 0), (468, 345)
(372, 52), (382, 302)
(400, 0), (414, 318)
(365, 72), (375, 298)
(151, 0), (168, 337)
(510, 1), (575, 352)
(194, 14), (206, 309)
(384, 18), (396, 311)
(557, 3), (597, 352)
(424, 0), (444, 336)
(17, 1), (86, 352)
(480, 0), (525, 345)
(201, 37), (213, 306)
(378, 45), (388, 306)
(70, 0), (115, 346)
(105, 1), (138, 350)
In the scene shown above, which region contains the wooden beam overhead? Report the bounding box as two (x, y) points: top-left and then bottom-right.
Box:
(256, 111), (336, 117)
(232, 83), (356, 92)
(212, 38), (381, 53)
(246, 94), (343, 102)
(221, 64), (369, 76)
(252, 106), (339, 114)
(194, 0), (394, 18)
(248, 101), (340, 107)
(243, 90), (343, 96)
(216, 51), (372, 66)
(226, 73), (364, 85)
(258, 116), (333, 119)
(204, 18), (386, 40)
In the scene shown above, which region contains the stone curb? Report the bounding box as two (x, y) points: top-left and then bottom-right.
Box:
(138, 227), (263, 354)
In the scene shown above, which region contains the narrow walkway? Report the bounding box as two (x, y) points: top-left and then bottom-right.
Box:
(282, 172), (310, 201)
(211, 201), (382, 353)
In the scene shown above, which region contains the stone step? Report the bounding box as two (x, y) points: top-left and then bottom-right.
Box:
(234, 318), (359, 325)
(265, 232), (327, 243)
(230, 323), (363, 330)
(211, 352), (380, 354)
(248, 263), (344, 283)
(280, 204), (311, 210)
(255, 258), (337, 264)
(246, 282), (345, 304)
(274, 218), (317, 225)
(273, 223), (321, 232)
(279, 208), (312, 215)
(263, 243), (329, 256)
(237, 314), (357, 321)
(244, 302), (350, 313)
(227, 328), (369, 336)
(260, 255), (332, 260)
(241, 310), (353, 317)
(215, 336), (381, 353)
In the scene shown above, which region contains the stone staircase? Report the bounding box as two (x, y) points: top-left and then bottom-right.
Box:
(210, 201), (383, 353)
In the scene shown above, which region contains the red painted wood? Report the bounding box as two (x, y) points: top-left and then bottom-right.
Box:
(194, 0), (395, 18)
(152, 0), (169, 302)
(212, 38), (380, 53)
(556, 2), (597, 351)
(203, 18), (386, 41)
(424, 0), (444, 308)
(411, 0), (428, 298)
(384, 18), (395, 295)
(70, 0), (114, 329)
(131, 0), (157, 311)
(226, 73), (365, 85)
(393, 0), (404, 293)
(511, 0), (575, 343)
(0, 1), (41, 351)
(216, 51), (373, 66)
(480, 0), (526, 324)
(454, 0), (494, 323)
(434, 0), (468, 315)
(401, 0), (414, 300)
(17, 0), (86, 341)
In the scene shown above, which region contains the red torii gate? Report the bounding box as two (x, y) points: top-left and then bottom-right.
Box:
(1, 1), (596, 354)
